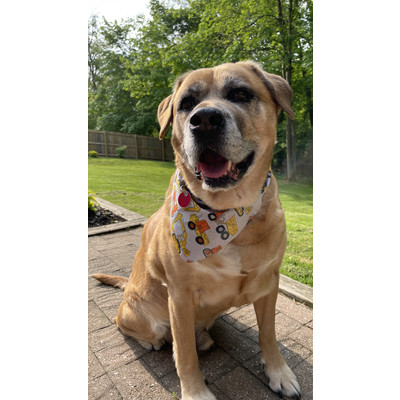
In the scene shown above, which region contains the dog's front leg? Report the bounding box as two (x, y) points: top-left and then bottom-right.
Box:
(254, 286), (301, 399)
(168, 291), (216, 400)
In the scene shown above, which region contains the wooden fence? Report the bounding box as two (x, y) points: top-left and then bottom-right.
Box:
(88, 130), (174, 162)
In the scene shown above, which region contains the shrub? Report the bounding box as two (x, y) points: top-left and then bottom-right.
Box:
(88, 150), (98, 158)
(115, 145), (127, 158)
(88, 190), (99, 212)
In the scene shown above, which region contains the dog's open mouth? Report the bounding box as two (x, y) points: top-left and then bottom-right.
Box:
(196, 149), (255, 188)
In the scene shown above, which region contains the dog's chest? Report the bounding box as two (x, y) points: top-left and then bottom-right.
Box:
(191, 245), (256, 308)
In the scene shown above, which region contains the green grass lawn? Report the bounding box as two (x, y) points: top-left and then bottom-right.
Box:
(88, 157), (176, 217)
(276, 174), (313, 287)
(89, 158), (313, 286)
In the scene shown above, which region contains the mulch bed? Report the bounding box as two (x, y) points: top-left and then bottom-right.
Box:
(88, 207), (125, 228)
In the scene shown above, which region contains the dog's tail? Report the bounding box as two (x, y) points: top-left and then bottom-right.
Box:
(92, 273), (128, 290)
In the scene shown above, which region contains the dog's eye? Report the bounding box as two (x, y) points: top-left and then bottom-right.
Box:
(180, 96), (196, 111)
(227, 88), (253, 103)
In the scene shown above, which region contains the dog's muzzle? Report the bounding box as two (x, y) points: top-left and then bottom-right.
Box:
(187, 107), (255, 189)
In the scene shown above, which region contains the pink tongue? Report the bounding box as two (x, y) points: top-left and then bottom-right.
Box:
(198, 150), (229, 179)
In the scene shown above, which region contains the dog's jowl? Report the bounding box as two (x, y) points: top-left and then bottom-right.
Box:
(93, 61), (301, 400)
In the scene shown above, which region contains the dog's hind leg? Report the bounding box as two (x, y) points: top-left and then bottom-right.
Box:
(114, 299), (168, 351)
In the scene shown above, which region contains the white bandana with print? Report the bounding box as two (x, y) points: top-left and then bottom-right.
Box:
(170, 169), (271, 262)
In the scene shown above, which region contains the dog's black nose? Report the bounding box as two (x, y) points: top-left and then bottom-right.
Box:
(189, 108), (225, 135)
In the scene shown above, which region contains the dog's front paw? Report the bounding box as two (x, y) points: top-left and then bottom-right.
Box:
(181, 387), (216, 400)
(264, 362), (301, 399)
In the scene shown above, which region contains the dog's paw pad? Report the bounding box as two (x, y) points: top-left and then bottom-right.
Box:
(266, 363), (301, 399)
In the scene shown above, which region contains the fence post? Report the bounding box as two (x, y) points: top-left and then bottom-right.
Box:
(161, 139), (165, 161)
(134, 134), (139, 159)
(103, 130), (109, 157)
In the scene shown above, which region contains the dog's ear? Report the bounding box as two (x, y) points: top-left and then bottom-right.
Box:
(158, 72), (191, 140)
(263, 72), (295, 120)
(243, 61), (294, 120)
(158, 95), (173, 140)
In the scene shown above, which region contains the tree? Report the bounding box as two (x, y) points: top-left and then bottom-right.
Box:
(88, 15), (142, 133)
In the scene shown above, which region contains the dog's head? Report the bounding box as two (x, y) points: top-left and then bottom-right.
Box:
(158, 61), (294, 209)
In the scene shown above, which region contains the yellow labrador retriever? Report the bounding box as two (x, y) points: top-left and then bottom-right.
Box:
(93, 61), (301, 399)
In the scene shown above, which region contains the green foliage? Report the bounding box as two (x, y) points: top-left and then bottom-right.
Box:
(88, 150), (98, 158)
(88, 15), (140, 133)
(115, 145), (127, 158)
(88, 190), (99, 212)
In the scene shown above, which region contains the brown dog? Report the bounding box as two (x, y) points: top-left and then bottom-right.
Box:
(93, 61), (301, 399)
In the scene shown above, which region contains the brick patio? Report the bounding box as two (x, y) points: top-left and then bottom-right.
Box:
(89, 227), (313, 399)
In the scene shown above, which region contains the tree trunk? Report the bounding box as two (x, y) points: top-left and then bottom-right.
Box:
(88, 38), (98, 91)
(277, 0), (296, 181)
(286, 116), (297, 181)
(285, 44), (296, 181)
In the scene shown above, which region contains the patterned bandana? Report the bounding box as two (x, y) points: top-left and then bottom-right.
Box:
(170, 169), (271, 262)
